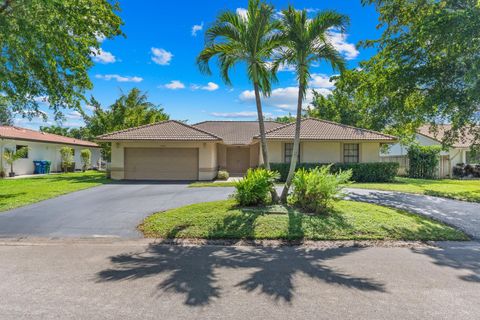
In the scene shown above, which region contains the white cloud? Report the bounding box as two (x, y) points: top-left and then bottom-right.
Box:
(66, 110), (82, 119)
(327, 30), (359, 60)
(210, 111), (271, 118)
(309, 73), (336, 88)
(163, 80), (185, 90)
(95, 33), (106, 43)
(191, 22), (204, 36)
(95, 74), (143, 83)
(84, 104), (96, 112)
(239, 86), (331, 110)
(90, 48), (116, 64)
(191, 82), (219, 91)
(236, 8), (248, 20)
(151, 47), (173, 65)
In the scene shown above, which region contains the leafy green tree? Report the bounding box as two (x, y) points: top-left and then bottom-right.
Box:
(357, 0), (480, 145)
(83, 88), (169, 160)
(3, 146), (28, 176)
(0, 0), (123, 119)
(307, 70), (389, 132)
(40, 125), (90, 140)
(274, 114), (296, 124)
(197, 1), (281, 170)
(274, 7), (348, 202)
(59, 146), (74, 173)
(0, 97), (13, 125)
(80, 149), (92, 172)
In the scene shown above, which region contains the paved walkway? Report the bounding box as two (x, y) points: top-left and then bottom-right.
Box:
(345, 188), (480, 239)
(0, 239), (479, 319)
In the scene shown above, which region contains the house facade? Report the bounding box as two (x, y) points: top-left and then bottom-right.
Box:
(0, 126), (102, 176)
(381, 125), (476, 177)
(98, 118), (397, 181)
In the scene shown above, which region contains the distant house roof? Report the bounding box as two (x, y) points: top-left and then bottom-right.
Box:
(260, 118), (397, 142)
(193, 121), (284, 145)
(96, 120), (221, 141)
(0, 126), (99, 148)
(417, 124), (476, 148)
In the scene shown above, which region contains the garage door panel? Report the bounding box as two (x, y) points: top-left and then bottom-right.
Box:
(124, 148), (198, 180)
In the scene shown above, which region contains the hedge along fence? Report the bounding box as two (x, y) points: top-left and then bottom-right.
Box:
(269, 162), (399, 183)
(407, 145), (441, 179)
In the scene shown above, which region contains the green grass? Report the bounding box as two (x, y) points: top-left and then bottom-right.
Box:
(189, 181), (237, 187)
(140, 199), (468, 241)
(351, 177), (480, 202)
(0, 171), (110, 211)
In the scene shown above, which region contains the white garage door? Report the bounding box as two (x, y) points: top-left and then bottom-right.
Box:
(124, 148), (198, 180)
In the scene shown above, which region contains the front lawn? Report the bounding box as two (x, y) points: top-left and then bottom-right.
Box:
(140, 199), (467, 241)
(351, 177), (480, 203)
(0, 171), (109, 212)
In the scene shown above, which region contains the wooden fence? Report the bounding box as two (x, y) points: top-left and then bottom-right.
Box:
(380, 155), (451, 178)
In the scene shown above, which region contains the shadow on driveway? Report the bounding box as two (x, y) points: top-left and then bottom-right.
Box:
(96, 243), (385, 306)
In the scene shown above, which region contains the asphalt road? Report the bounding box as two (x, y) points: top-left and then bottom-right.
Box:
(0, 239), (478, 319)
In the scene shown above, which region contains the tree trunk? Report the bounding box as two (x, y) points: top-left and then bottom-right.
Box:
(280, 83), (304, 203)
(253, 82), (279, 203)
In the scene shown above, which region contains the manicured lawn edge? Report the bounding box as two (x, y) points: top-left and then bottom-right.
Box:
(139, 199), (468, 241)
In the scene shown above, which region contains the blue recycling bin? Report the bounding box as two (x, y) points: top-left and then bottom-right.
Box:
(33, 161), (43, 174)
(40, 161), (49, 174)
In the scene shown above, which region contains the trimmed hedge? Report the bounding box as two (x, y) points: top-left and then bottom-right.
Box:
(269, 162), (399, 183)
(407, 145), (441, 179)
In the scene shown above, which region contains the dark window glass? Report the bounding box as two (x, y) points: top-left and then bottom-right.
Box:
(284, 143), (300, 163)
(16, 145), (28, 159)
(343, 143), (359, 163)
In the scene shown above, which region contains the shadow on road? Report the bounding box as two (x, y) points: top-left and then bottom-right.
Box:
(96, 243), (385, 306)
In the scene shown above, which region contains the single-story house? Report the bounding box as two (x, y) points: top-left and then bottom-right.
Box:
(97, 118), (397, 181)
(381, 124), (478, 177)
(0, 126), (102, 176)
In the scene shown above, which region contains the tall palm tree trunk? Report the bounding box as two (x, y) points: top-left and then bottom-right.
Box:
(254, 82), (279, 203)
(280, 83), (304, 202)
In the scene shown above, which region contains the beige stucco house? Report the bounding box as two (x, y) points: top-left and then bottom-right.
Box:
(97, 118), (397, 181)
(382, 124), (477, 177)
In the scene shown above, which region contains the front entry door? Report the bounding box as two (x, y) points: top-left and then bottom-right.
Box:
(226, 146), (250, 176)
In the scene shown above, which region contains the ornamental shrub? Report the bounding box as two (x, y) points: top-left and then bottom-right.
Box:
(217, 170), (229, 180)
(80, 149), (91, 172)
(289, 165), (352, 214)
(60, 147), (74, 173)
(269, 162), (398, 182)
(234, 168), (279, 206)
(407, 145), (441, 179)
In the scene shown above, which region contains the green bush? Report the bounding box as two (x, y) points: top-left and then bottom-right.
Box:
(60, 147), (74, 173)
(407, 145), (441, 179)
(80, 149), (91, 172)
(269, 162), (398, 182)
(289, 165), (352, 214)
(234, 168), (279, 206)
(217, 170), (229, 180)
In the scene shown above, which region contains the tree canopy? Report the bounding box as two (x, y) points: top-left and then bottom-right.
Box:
(356, 0), (480, 144)
(0, 0), (123, 119)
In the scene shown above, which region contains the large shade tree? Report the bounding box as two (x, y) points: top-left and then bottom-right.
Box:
(196, 0), (282, 200)
(0, 0), (123, 119)
(356, 0), (480, 145)
(274, 7), (348, 202)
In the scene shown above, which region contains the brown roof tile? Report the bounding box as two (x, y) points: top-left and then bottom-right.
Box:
(96, 120), (221, 141)
(417, 124), (475, 148)
(260, 118), (397, 141)
(0, 126), (99, 147)
(193, 121), (283, 145)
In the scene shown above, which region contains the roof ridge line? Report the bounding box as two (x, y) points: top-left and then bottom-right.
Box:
(305, 117), (398, 139)
(97, 120), (171, 139)
(171, 120), (222, 140)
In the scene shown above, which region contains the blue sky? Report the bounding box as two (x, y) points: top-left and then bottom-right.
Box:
(15, 0), (381, 130)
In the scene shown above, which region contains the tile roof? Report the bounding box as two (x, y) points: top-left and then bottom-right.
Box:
(0, 126), (99, 147)
(260, 118), (397, 141)
(417, 124), (476, 148)
(193, 121), (284, 145)
(96, 120), (221, 141)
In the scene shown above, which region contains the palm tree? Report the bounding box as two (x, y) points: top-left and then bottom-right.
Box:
(275, 7), (348, 202)
(196, 0), (282, 201)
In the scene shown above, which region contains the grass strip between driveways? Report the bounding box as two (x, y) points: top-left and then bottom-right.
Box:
(0, 171), (110, 212)
(350, 177), (480, 203)
(140, 199), (468, 241)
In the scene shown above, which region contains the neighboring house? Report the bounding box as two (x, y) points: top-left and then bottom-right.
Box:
(97, 118), (396, 181)
(0, 126), (102, 176)
(382, 124), (477, 177)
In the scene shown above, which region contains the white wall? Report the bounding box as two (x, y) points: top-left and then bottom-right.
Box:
(0, 138), (101, 175)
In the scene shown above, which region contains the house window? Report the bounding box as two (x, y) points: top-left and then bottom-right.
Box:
(16, 145), (28, 159)
(284, 143), (300, 163)
(343, 143), (359, 163)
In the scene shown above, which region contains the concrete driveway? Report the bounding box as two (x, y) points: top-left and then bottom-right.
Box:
(0, 182), (234, 238)
(0, 239), (479, 319)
